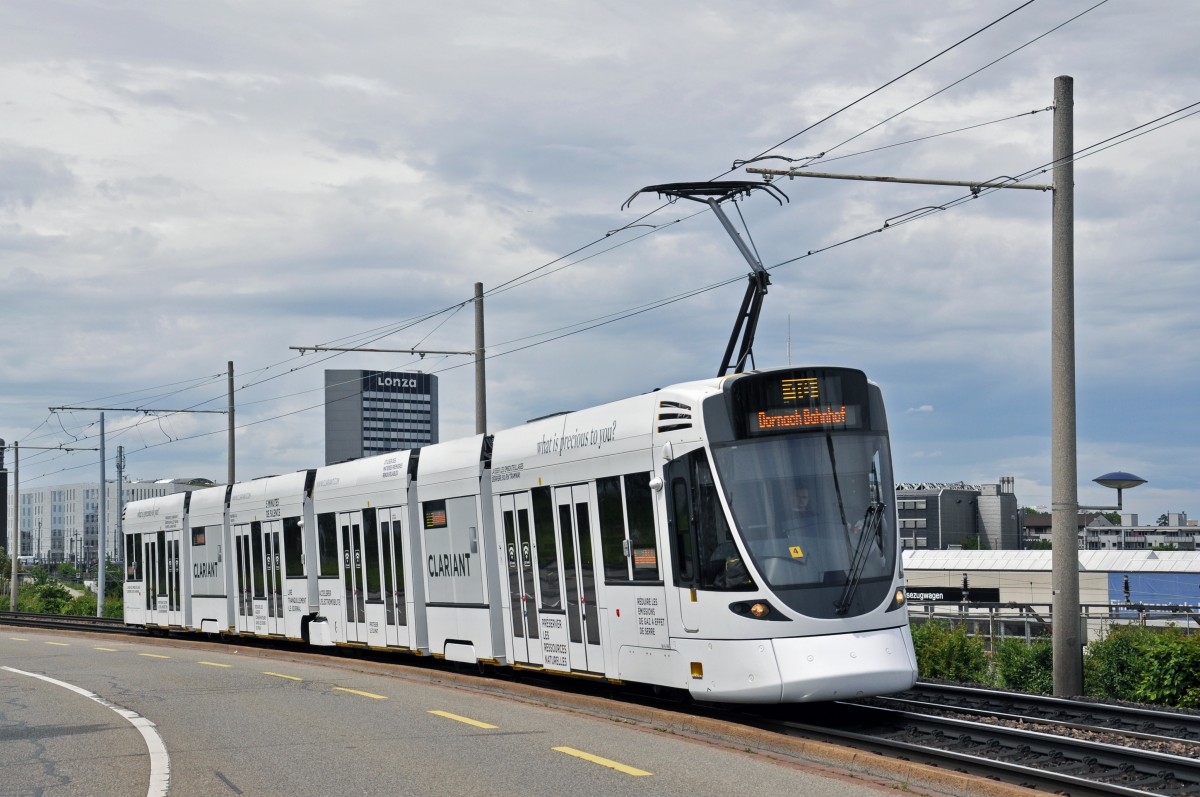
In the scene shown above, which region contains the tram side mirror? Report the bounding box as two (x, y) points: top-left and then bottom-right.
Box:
(661, 441), (674, 462)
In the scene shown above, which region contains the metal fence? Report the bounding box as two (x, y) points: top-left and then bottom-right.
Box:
(907, 601), (1199, 649)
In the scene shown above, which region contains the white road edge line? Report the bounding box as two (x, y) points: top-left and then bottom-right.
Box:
(2, 665), (170, 797)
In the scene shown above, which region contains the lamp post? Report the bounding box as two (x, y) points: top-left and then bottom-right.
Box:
(1086, 472), (1146, 551)
(1090, 472), (1147, 513)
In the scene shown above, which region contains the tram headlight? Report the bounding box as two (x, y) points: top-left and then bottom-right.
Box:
(728, 599), (789, 621)
(886, 587), (907, 612)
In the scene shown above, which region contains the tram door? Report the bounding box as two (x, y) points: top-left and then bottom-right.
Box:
(143, 531), (181, 627)
(260, 520), (285, 636)
(166, 534), (182, 627)
(500, 492), (542, 666)
(554, 485), (602, 673)
(233, 522), (284, 635)
(338, 509), (379, 645)
(377, 507), (409, 649)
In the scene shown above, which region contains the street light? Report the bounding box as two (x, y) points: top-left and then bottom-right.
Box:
(1087, 471), (1147, 512)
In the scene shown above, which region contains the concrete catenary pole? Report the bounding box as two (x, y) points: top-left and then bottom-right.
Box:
(98, 413), (107, 617)
(1050, 75), (1082, 696)
(8, 442), (16, 609)
(0, 439), (6, 557)
(474, 282), (487, 435)
(116, 446), (125, 569)
(228, 361), (236, 485)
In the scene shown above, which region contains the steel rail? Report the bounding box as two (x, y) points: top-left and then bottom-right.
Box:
(871, 682), (1200, 744)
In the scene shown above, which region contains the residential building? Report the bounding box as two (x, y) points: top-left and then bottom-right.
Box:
(1023, 512), (1196, 551)
(6, 477), (211, 567)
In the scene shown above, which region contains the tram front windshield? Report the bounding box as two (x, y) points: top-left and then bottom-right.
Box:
(710, 432), (896, 618)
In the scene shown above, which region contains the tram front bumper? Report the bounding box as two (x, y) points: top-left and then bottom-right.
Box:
(773, 625), (917, 702)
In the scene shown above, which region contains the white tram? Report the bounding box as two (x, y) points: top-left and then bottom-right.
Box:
(123, 366), (918, 703)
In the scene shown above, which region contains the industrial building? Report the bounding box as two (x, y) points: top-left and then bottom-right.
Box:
(896, 477), (1022, 550)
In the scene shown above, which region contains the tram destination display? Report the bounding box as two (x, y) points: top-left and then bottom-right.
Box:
(731, 368), (871, 437)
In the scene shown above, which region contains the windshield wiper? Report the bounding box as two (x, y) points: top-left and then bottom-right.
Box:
(835, 500), (885, 615)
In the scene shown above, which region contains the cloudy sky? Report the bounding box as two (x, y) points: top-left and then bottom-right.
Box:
(2, 0), (1196, 523)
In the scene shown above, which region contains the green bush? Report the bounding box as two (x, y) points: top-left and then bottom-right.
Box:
(911, 620), (988, 683)
(35, 582), (73, 614)
(102, 596), (124, 619)
(1084, 624), (1152, 701)
(6, 580), (121, 619)
(1131, 627), (1200, 708)
(993, 637), (1054, 694)
(66, 593), (97, 616)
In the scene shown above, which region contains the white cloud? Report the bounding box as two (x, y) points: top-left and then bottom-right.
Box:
(1, 1), (1198, 523)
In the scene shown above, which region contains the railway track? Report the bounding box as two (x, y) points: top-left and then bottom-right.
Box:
(6, 613), (1199, 795)
(868, 682), (1200, 747)
(765, 700), (1200, 797)
(0, 610), (146, 635)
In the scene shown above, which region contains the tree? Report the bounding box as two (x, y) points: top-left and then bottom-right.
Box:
(1030, 540), (1053, 550)
(1103, 512), (1121, 525)
(1158, 514), (1170, 527)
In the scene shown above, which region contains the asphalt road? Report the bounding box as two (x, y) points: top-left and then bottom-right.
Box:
(0, 628), (986, 797)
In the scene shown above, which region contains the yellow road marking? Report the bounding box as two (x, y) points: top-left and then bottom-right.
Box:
(263, 672), (302, 681)
(138, 653), (171, 659)
(335, 687), (386, 700)
(45, 642), (70, 647)
(8, 637), (29, 641)
(198, 661), (231, 668)
(428, 710), (497, 729)
(94, 647), (117, 652)
(552, 747), (652, 777)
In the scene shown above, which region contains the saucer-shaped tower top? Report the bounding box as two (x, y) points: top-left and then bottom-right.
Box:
(1093, 471), (1147, 490)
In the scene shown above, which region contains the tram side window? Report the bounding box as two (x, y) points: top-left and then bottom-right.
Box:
(156, 531), (168, 596)
(596, 476), (628, 581)
(362, 507), (381, 602)
(597, 472), (661, 584)
(624, 473), (659, 582)
(317, 512), (339, 577)
(284, 516), (304, 577)
(531, 486), (562, 611)
(670, 477), (694, 584)
(126, 534), (142, 580)
(669, 450), (753, 591)
(251, 521), (265, 598)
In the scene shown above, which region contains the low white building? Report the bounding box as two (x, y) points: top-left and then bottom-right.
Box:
(903, 548), (1200, 642)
